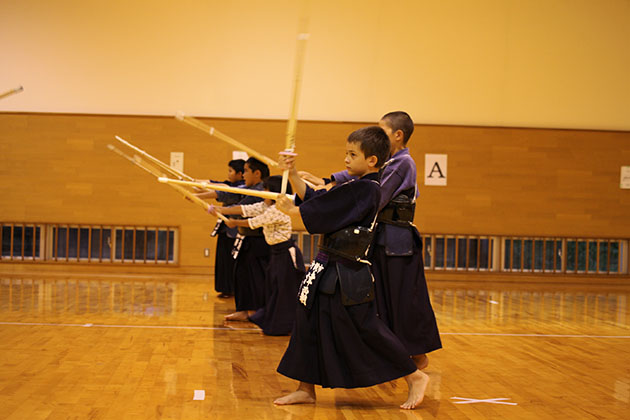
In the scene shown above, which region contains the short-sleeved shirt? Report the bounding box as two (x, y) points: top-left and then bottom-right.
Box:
(242, 202), (292, 245)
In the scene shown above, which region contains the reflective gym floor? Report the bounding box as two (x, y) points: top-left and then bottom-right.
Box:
(0, 275), (628, 419)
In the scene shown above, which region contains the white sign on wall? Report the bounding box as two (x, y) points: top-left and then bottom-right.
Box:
(425, 154), (447, 186)
(621, 166), (630, 189)
(170, 152), (184, 173)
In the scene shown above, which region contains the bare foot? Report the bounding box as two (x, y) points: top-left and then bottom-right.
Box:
(400, 370), (429, 410)
(412, 354), (429, 370)
(274, 382), (316, 405)
(224, 311), (249, 321)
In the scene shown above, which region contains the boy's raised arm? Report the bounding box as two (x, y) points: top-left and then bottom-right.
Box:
(279, 151), (307, 200)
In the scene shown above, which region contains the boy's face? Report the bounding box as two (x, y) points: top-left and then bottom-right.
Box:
(227, 167), (242, 183)
(378, 119), (402, 153)
(242, 163), (258, 186)
(344, 141), (376, 177)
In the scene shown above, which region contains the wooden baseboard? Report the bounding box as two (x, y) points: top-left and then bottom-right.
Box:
(0, 262), (212, 279)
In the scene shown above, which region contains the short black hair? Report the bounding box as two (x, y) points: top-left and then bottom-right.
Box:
(263, 175), (292, 194)
(228, 159), (245, 174)
(347, 126), (390, 168)
(245, 157), (270, 179)
(380, 111), (414, 144)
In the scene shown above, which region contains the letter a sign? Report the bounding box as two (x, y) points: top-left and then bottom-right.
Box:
(425, 154), (447, 186)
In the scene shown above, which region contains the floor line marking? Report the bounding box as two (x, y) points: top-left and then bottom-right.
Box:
(0, 321), (629, 338)
(0, 321), (259, 331)
(440, 332), (630, 338)
(451, 397), (518, 405)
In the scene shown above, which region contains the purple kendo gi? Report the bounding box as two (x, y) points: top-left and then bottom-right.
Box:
(330, 148), (442, 358)
(277, 173), (417, 388)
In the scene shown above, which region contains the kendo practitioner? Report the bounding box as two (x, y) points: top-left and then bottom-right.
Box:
(197, 159), (245, 298)
(226, 157), (271, 321)
(198, 157), (271, 321)
(274, 126), (429, 410)
(209, 175), (305, 335)
(329, 112), (442, 369)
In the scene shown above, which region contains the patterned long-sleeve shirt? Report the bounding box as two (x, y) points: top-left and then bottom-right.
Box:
(241, 202), (292, 245)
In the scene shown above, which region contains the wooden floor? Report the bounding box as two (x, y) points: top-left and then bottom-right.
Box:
(0, 274), (629, 419)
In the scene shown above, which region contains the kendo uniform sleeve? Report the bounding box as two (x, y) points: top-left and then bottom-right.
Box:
(298, 180), (379, 234)
(378, 153), (416, 211)
(241, 201), (268, 218)
(330, 170), (356, 184)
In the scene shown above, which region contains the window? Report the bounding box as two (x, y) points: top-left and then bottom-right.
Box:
(421, 233), (627, 275)
(503, 237), (625, 274)
(1, 224), (43, 260)
(427, 235), (493, 271)
(1, 222), (177, 264)
(565, 239), (622, 274)
(292, 232), (320, 264)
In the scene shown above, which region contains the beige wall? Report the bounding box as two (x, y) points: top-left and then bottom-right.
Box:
(1, 113), (629, 275)
(2, 0), (629, 130)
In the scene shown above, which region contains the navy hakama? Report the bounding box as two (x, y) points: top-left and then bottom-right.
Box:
(212, 179), (244, 296)
(233, 235), (269, 312)
(213, 231), (236, 295)
(249, 240), (305, 335)
(277, 277), (417, 388)
(371, 226), (442, 356)
(229, 182), (270, 312)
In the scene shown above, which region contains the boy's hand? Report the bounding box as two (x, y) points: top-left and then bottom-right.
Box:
(314, 183), (333, 191)
(275, 194), (298, 216)
(278, 150), (298, 172)
(298, 170), (325, 186)
(207, 204), (217, 215)
(224, 218), (237, 228)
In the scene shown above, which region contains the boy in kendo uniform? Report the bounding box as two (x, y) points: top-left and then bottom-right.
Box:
(197, 159), (245, 298)
(324, 112), (442, 370)
(209, 175), (305, 335)
(274, 126), (429, 410)
(198, 157), (271, 321)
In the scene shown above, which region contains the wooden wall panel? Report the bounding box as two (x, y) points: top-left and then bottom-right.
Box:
(1, 113), (629, 275)
(412, 125), (630, 237)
